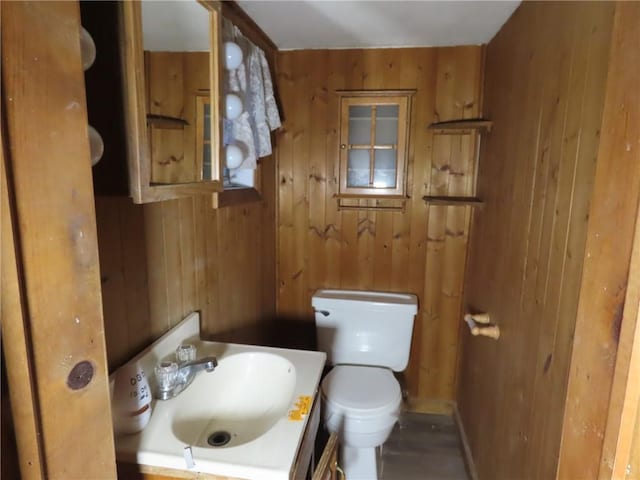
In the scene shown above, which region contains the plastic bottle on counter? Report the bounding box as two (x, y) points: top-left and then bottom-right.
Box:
(112, 361), (152, 435)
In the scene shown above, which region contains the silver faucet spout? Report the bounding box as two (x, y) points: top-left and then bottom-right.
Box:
(178, 356), (218, 375)
(155, 355), (218, 400)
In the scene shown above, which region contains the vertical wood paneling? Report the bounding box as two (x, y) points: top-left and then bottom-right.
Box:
(276, 47), (482, 398)
(456, 3), (616, 479)
(98, 175), (276, 370)
(559, 2), (640, 478)
(96, 198), (152, 368)
(97, 32), (277, 371)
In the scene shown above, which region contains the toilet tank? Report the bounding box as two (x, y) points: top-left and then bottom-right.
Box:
(312, 289), (418, 372)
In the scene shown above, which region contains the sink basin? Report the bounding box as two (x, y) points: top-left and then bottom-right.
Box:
(112, 312), (326, 480)
(172, 352), (296, 448)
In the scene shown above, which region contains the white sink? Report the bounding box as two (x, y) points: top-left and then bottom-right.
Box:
(172, 351), (297, 448)
(112, 313), (326, 480)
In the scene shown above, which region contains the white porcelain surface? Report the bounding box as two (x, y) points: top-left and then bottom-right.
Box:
(341, 445), (378, 480)
(172, 351), (296, 448)
(321, 365), (400, 416)
(112, 313), (326, 480)
(312, 289), (418, 371)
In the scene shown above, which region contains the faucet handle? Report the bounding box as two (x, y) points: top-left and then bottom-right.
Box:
(176, 344), (196, 363)
(154, 361), (178, 394)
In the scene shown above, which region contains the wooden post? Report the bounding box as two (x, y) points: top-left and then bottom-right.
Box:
(1, 2), (117, 478)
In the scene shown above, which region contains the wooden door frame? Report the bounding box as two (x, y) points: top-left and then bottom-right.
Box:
(1, 2), (116, 478)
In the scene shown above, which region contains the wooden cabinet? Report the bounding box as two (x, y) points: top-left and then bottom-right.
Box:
(82, 1), (225, 203)
(119, 1), (224, 203)
(337, 90), (414, 199)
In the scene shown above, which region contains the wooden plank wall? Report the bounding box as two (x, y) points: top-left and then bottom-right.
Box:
(456, 2), (615, 479)
(96, 167), (275, 369)
(559, 2), (640, 478)
(96, 163), (276, 370)
(276, 47), (482, 399)
(96, 29), (277, 371)
(147, 52), (208, 184)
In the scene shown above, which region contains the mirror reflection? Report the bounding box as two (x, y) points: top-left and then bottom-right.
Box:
(141, 1), (216, 184)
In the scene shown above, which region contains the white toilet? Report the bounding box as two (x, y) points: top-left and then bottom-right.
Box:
(312, 289), (418, 480)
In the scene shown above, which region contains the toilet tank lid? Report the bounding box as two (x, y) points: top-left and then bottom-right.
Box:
(312, 289), (418, 313)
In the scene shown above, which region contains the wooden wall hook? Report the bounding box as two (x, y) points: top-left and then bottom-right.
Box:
(464, 313), (500, 340)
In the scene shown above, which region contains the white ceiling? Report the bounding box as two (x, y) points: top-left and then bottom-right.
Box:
(236, 1), (520, 50)
(142, 1), (210, 51)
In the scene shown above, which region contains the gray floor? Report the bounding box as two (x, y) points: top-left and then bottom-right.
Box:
(379, 412), (470, 480)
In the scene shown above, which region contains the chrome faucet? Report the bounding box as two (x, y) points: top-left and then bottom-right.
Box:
(155, 354), (218, 401)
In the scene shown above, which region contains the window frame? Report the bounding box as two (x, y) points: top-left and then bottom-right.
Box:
(337, 90), (414, 198)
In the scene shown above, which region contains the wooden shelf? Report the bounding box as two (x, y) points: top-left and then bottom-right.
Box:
(334, 193), (409, 200)
(146, 114), (189, 130)
(428, 119), (493, 133)
(423, 196), (483, 206)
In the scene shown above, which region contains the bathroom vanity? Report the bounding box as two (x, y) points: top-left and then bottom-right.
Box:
(113, 313), (326, 480)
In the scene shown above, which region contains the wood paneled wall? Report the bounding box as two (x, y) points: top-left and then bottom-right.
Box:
(96, 5), (278, 371)
(147, 51), (209, 184)
(96, 155), (275, 370)
(457, 2), (615, 479)
(276, 47), (482, 399)
(559, 3), (640, 478)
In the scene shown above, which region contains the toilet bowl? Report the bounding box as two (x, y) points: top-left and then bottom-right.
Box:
(322, 365), (401, 445)
(312, 289), (417, 480)
(321, 365), (401, 479)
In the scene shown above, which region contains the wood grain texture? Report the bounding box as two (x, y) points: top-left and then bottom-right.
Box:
(629, 408), (640, 480)
(275, 47), (482, 399)
(1, 96), (45, 480)
(119, 1), (223, 203)
(312, 433), (339, 480)
(456, 2), (616, 479)
(117, 462), (247, 479)
(147, 52), (210, 185)
(559, 2), (640, 479)
(2, 1), (116, 477)
(97, 161), (276, 370)
(97, 13), (278, 370)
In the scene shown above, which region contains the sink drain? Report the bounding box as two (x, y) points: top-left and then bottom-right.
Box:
(207, 431), (231, 447)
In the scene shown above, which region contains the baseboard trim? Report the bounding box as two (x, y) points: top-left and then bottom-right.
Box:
(405, 397), (455, 415)
(453, 404), (479, 480)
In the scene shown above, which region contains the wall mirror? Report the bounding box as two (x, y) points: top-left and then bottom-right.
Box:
(120, 0), (223, 203)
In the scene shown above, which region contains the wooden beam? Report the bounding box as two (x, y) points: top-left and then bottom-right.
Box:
(220, 1), (278, 54)
(558, 2), (640, 478)
(1, 90), (46, 480)
(2, 2), (116, 478)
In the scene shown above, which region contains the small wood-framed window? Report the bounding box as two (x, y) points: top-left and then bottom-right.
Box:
(338, 90), (414, 198)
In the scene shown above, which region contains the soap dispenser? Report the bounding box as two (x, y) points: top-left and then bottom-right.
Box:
(112, 361), (152, 435)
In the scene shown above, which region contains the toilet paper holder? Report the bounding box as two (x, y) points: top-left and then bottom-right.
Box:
(464, 312), (500, 340)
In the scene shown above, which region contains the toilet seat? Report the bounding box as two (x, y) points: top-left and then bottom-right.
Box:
(321, 365), (401, 418)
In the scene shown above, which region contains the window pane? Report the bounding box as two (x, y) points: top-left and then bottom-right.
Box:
(375, 105), (399, 145)
(348, 105), (371, 145)
(202, 143), (212, 180)
(373, 149), (397, 188)
(203, 103), (211, 141)
(347, 149), (370, 187)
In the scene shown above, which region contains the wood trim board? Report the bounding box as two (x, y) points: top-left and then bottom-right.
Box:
(1, 2), (116, 477)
